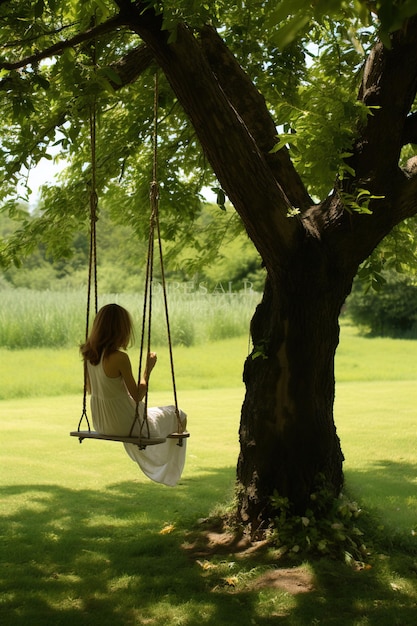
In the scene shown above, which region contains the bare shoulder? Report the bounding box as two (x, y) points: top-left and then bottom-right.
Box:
(103, 350), (130, 377)
(112, 350), (130, 365)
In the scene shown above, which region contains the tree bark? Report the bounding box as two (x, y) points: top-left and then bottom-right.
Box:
(238, 244), (350, 528)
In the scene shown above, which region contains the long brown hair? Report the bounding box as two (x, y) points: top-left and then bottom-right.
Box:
(80, 304), (134, 365)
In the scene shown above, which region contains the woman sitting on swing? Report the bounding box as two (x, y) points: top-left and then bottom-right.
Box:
(80, 303), (187, 486)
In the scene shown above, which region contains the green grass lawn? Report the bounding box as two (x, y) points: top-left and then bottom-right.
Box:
(1, 325), (417, 625)
(335, 320), (417, 382)
(336, 380), (417, 537)
(0, 336), (250, 400)
(1, 319), (416, 400)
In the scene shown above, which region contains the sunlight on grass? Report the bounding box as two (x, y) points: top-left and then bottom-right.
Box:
(0, 336), (249, 400)
(2, 390), (242, 490)
(336, 319), (417, 382)
(1, 321), (416, 401)
(336, 380), (417, 537)
(1, 390), (249, 626)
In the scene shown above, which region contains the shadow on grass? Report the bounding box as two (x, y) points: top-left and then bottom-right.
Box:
(1, 464), (417, 625)
(1, 469), (254, 626)
(345, 458), (417, 538)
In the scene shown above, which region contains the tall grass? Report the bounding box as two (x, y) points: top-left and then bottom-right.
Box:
(0, 290), (85, 348)
(0, 289), (260, 348)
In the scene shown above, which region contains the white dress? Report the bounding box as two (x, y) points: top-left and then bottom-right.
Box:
(87, 358), (187, 486)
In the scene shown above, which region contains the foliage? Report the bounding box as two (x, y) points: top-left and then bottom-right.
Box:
(149, 0), (415, 49)
(272, 20), (372, 199)
(1, 199), (265, 291)
(347, 270), (417, 337)
(354, 217), (417, 291)
(0, 0), (416, 271)
(270, 479), (368, 565)
(0, 0), (205, 264)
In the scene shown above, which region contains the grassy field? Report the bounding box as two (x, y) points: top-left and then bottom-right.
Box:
(0, 336), (250, 400)
(336, 380), (417, 536)
(1, 321), (417, 625)
(1, 319), (416, 400)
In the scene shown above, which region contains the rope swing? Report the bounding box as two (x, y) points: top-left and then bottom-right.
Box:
(70, 72), (189, 449)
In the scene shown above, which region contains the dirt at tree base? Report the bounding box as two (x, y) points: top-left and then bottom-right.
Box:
(246, 567), (314, 594)
(183, 520), (315, 595)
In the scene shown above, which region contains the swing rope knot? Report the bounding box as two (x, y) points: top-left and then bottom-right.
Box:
(150, 179), (159, 201)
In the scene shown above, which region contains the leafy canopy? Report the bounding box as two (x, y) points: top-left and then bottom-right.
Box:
(0, 0), (416, 273)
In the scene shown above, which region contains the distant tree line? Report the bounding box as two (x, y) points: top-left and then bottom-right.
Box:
(347, 271), (417, 338)
(2, 204), (416, 338)
(0, 203), (266, 293)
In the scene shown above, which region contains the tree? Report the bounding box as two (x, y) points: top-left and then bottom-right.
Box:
(1, 0), (417, 532)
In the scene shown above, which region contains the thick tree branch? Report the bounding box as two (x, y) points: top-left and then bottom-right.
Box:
(199, 26), (313, 212)
(354, 15), (417, 180)
(0, 14), (125, 70)
(321, 15), (417, 268)
(115, 0), (299, 271)
(107, 43), (154, 88)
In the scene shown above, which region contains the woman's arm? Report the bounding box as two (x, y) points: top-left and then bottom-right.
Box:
(117, 351), (157, 403)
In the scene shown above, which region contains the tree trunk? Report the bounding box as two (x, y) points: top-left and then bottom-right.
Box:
(237, 241), (351, 530)
(121, 2), (417, 531)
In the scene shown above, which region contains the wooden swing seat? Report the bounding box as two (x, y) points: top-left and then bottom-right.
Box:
(70, 430), (166, 447)
(167, 431), (190, 440)
(70, 430), (190, 447)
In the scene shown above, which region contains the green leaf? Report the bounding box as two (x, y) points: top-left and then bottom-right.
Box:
(34, 74), (50, 90)
(34, 0), (44, 19)
(264, 0), (309, 28)
(270, 14), (311, 49)
(98, 66), (123, 86)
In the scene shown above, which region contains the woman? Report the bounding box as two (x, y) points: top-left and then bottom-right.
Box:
(80, 303), (187, 486)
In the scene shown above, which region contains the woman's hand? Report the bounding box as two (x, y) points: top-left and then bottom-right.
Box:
(146, 351), (157, 373)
